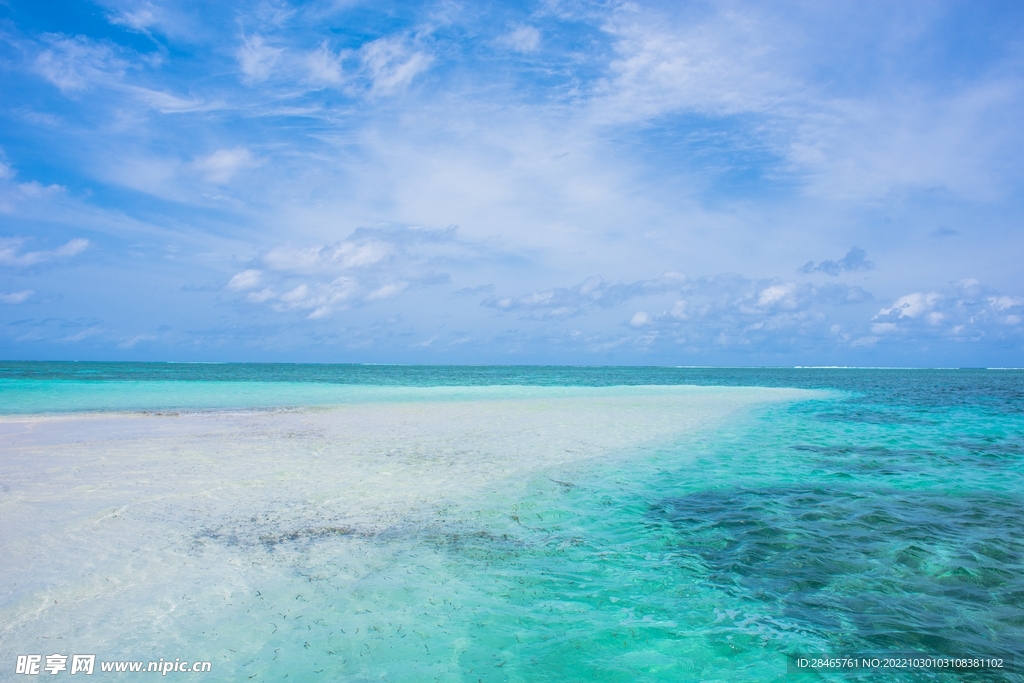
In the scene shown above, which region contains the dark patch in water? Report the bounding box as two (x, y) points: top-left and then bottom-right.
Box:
(792, 441), (1023, 473)
(429, 529), (526, 562)
(659, 486), (1024, 658)
(258, 526), (356, 547)
(196, 514), (367, 551)
(813, 409), (929, 425)
(946, 438), (1024, 460)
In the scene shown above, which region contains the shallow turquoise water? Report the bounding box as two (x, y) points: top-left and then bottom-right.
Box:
(1, 364), (1021, 681)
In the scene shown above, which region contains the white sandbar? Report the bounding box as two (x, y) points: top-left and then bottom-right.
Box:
(0, 385), (810, 677)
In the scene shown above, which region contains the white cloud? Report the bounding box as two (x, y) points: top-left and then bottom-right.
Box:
(127, 86), (213, 113)
(870, 280), (1024, 340)
(58, 327), (102, 343)
(629, 311), (651, 327)
(757, 283), (798, 308)
(193, 148), (262, 184)
(989, 295), (1024, 311)
(247, 287), (275, 303)
(484, 269), (878, 353)
(591, 4), (1024, 202)
(484, 272), (689, 318)
(29, 31), (211, 113)
(366, 281), (408, 301)
(227, 269), (262, 291)
(499, 26), (541, 53)
(263, 240), (391, 273)
(0, 290), (34, 304)
(251, 0), (296, 27)
(4, 4), (1023, 362)
(99, 0), (208, 42)
(228, 227), (465, 320)
(0, 238), (89, 267)
(336, 242), (392, 268)
(305, 43), (345, 86)
(870, 322), (898, 334)
(107, 2), (160, 31)
(13, 181), (67, 199)
(228, 270), (372, 321)
(118, 333), (156, 349)
(268, 277), (358, 318)
(411, 335), (438, 348)
(596, 7), (788, 123)
(34, 36), (127, 92)
(799, 247), (875, 276)
(850, 335), (879, 348)
(876, 292), (943, 319)
(359, 36), (432, 95)
(0, 163), (68, 213)
(280, 283), (309, 303)
(237, 35), (283, 83)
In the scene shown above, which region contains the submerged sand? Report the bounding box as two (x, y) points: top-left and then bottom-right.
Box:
(0, 385), (810, 678)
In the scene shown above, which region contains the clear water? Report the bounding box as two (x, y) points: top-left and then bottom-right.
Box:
(0, 364), (1021, 681)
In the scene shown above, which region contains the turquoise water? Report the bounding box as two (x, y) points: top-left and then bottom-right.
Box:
(1, 364), (1022, 681)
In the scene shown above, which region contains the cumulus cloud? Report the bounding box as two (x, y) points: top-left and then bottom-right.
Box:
(756, 282), (798, 308)
(484, 269), (877, 353)
(989, 295), (1024, 312)
(4, 3), (1022, 362)
(0, 238), (89, 267)
(227, 226), (465, 319)
(799, 247), (875, 276)
(870, 279), (1024, 340)
(486, 271), (868, 322)
(483, 272), (689, 318)
(268, 277), (357, 319)
(263, 240), (391, 273)
(876, 292), (944, 320)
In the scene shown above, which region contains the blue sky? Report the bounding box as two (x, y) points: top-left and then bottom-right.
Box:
(1, 0), (1022, 365)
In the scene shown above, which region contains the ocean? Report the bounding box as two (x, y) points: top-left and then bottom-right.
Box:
(0, 363), (1021, 681)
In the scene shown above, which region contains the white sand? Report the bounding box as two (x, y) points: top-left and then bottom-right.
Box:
(0, 385), (809, 676)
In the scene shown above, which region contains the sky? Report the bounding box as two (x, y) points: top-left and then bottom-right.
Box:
(1, 0), (1023, 366)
